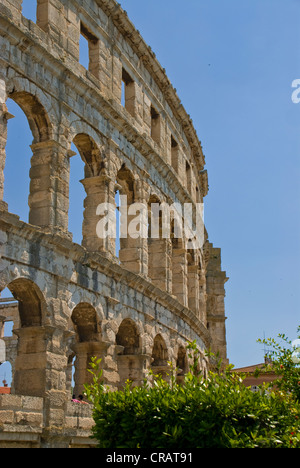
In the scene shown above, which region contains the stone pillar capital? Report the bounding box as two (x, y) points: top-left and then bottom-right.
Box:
(80, 174), (115, 191)
(1, 103), (14, 121)
(30, 139), (61, 152)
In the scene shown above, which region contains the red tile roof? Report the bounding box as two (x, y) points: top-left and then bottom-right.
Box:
(0, 387), (11, 394)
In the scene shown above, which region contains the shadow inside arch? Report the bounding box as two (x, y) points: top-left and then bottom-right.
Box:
(8, 91), (52, 144)
(7, 278), (45, 327)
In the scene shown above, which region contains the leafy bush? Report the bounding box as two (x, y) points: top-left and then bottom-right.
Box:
(257, 326), (300, 402)
(85, 342), (300, 448)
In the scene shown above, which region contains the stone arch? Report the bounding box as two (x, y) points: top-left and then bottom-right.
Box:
(116, 318), (150, 389)
(151, 334), (168, 367)
(71, 302), (101, 343)
(73, 133), (105, 178)
(8, 90), (52, 144)
(3, 278), (48, 397)
(116, 163), (135, 204)
(70, 132), (107, 247)
(68, 120), (107, 162)
(70, 302), (104, 398)
(151, 334), (170, 381)
(116, 318), (141, 355)
(7, 278), (45, 327)
(2, 88), (54, 226)
(1, 96), (31, 220)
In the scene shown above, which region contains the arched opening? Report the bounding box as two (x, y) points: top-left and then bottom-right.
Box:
(8, 278), (43, 328)
(116, 318), (140, 356)
(4, 98), (33, 222)
(71, 303), (102, 398)
(151, 334), (168, 367)
(72, 302), (99, 343)
(147, 195), (172, 292)
(151, 335), (169, 381)
(116, 318), (147, 389)
(0, 288), (18, 389)
(8, 91), (51, 144)
(73, 134), (104, 179)
(71, 134), (105, 248)
(1, 279), (47, 397)
(3, 91), (53, 227)
(116, 164), (134, 207)
(176, 346), (188, 384)
(116, 165), (139, 271)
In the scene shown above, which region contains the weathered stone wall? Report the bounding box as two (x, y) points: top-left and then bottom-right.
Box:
(0, 0), (228, 448)
(0, 394), (44, 448)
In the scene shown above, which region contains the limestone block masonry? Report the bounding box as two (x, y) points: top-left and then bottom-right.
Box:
(0, 0), (228, 448)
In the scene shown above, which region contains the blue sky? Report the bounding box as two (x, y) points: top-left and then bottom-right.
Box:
(116, 0), (300, 367)
(1, 1), (300, 381)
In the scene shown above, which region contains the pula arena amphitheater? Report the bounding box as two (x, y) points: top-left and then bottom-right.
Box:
(0, 0), (228, 448)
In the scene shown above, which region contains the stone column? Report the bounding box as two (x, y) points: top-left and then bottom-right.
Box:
(81, 174), (116, 256)
(29, 141), (70, 233)
(46, 328), (73, 430)
(148, 238), (172, 293)
(118, 213), (148, 275)
(12, 326), (70, 401)
(187, 263), (200, 318)
(171, 241), (188, 307)
(13, 326), (48, 397)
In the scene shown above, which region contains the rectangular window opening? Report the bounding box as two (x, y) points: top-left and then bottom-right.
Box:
(171, 136), (179, 173)
(22, 0), (37, 23)
(80, 23), (99, 78)
(151, 106), (161, 145)
(79, 33), (90, 70)
(121, 68), (135, 116)
(186, 161), (192, 192)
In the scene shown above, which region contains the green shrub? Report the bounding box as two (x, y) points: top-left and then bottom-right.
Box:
(257, 326), (300, 402)
(85, 342), (300, 448)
